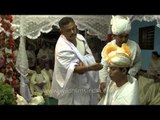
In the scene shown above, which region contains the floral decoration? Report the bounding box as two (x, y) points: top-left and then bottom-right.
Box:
(0, 15), (18, 90)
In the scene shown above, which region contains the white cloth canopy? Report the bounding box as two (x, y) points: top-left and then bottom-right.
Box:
(12, 15), (111, 41)
(11, 15), (160, 41)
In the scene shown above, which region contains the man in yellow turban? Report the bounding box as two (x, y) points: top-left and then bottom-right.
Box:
(99, 15), (141, 98)
(98, 44), (139, 105)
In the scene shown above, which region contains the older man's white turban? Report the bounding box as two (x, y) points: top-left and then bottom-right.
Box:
(103, 43), (132, 67)
(111, 15), (131, 35)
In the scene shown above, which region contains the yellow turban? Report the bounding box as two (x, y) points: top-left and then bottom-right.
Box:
(103, 43), (132, 67)
(111, 15), (131, 35)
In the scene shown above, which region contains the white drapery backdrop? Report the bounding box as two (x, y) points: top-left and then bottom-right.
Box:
(12, 15), (160, 41)
(12, 15), (111, 41)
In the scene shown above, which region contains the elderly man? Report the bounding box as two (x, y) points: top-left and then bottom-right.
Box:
(98, 43), (139, 105)
(99, 15), (141, 95)
(51, 17), (103, 105)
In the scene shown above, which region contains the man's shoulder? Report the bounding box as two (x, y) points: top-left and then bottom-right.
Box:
(127, 40), (140, 47)
(128, 39), (138, 44)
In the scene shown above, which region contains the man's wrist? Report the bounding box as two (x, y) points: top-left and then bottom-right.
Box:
(86, 66), (90, 71)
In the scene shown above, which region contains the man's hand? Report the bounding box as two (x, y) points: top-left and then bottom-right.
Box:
(99, 82), (106, 96)
(88, 63), (103, 71)
(100, 82), (106, 91)
(74, 62), (103, 74)
(74, 62), (87, 74)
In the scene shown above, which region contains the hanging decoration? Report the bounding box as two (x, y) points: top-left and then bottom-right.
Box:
(0, 15), (18, 90)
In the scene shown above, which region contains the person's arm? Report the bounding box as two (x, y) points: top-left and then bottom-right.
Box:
(128, 45), (142, 77)
(74, 62), (103, 74)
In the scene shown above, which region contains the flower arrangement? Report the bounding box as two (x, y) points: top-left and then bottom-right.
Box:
(0, 80), (16, 105)
(0, 15), (19, 92)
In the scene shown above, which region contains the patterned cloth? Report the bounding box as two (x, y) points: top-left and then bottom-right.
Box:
(103, 43), (131, 67)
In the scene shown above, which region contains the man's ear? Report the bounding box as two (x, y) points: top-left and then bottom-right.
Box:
(122, 68), (127, 74)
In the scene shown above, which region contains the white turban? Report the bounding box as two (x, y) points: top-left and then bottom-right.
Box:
(111, 15), (131, 35)
(103, 43), (132, 67)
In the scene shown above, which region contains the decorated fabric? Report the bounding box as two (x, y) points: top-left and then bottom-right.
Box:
(110, 15), (131, 35)
(16, 36), (29, 77)
(103, 43), (132, 67)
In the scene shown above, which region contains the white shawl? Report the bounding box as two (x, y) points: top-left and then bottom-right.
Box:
(51, 34), (99, 104)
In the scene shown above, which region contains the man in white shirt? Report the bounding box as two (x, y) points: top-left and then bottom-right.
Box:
(51, 17), (103, 105)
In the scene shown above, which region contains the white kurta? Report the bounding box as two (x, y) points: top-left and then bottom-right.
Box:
(30, 70), (50, 96)
(138, 75), (160, 105)
(51, 34), (99, 105)
(99, 39), (141, 83)
(98, 75), (139, 105)
(43, 69), (53, 81)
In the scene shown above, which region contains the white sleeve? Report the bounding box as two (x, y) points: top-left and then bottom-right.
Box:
(128, 44), (142, 76)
